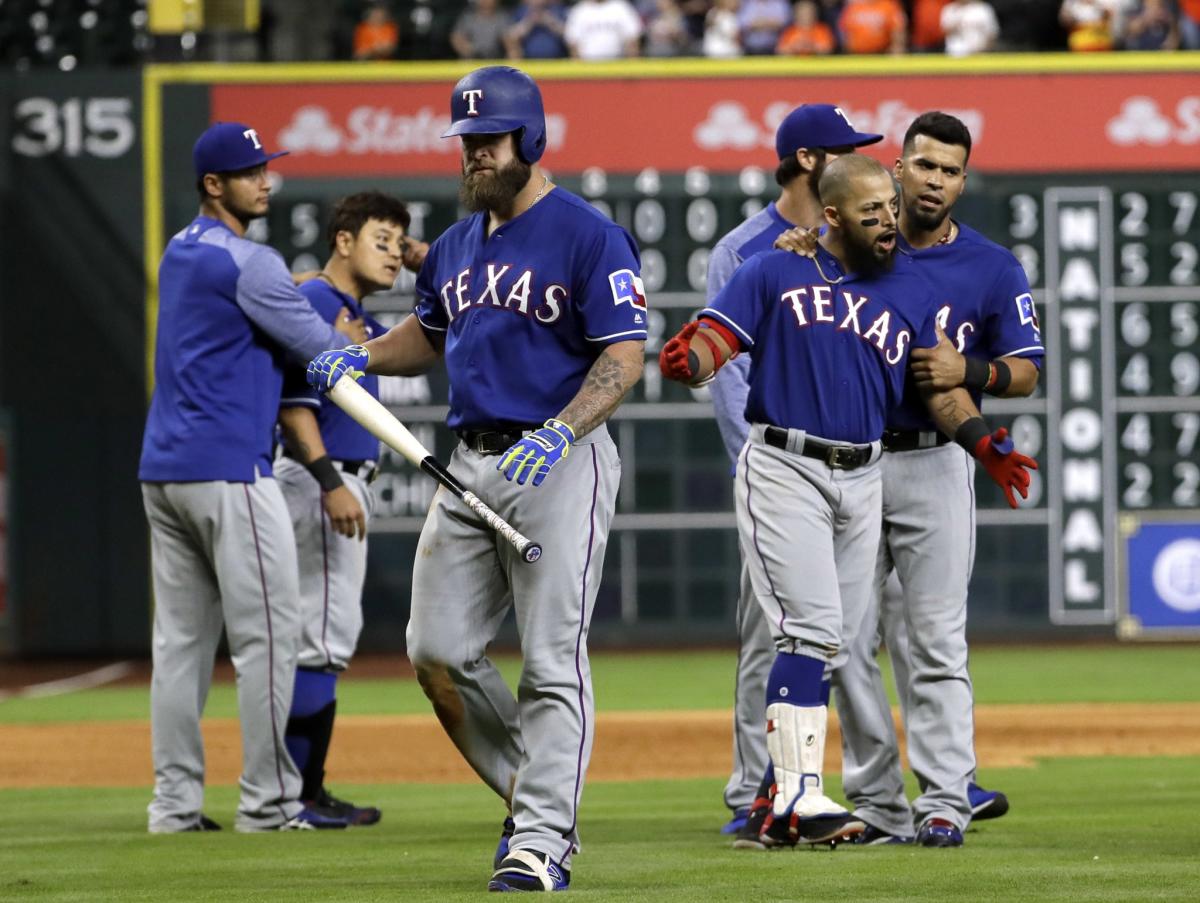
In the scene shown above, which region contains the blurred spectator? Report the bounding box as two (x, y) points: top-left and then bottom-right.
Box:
(1122, 0), (1178, 48)
(911, 0), (953, 50)
(776, 0), (837, 53)
(353, 3), (400, 60)
(506, 1), (570, 59)
(991, 0), (1068, 49)
(1060, 0), (1122, 50)
(565, 0), (645, 58)
(1178, 0), (1200, 48)
(739, 0), (792, 53)
(704, 0), (745, 55)
(451, 0), (514, 59)
(680, 0), (716, 45)
(940, 0), (999, 55)
(643, 0), (693, 55)
(839, 0), (908, 53)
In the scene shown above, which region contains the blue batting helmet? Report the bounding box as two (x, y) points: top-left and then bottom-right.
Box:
(441, 66), (547, 164)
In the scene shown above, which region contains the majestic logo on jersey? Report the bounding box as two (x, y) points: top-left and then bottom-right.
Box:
(440, 265), (566, 325)
(780, 284), (913, 366)
(608, 269), (646, 310)
(463, 89), (484, 116)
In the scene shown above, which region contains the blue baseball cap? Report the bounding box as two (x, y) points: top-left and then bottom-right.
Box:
(193, 121), (288, 178)
(775, 104), (883, 159)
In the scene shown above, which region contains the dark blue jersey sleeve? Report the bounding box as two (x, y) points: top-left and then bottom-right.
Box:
(701, 252), (769, 348)
(983, 262), (1045, 365)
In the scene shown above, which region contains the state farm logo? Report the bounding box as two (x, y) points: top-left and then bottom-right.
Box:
(277, 104), (567, 157)
(1106, 96), (1200, 146)
(694, 100), (984, 151)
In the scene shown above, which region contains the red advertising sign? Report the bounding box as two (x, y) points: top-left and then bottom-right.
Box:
(211, 72), (1200, 176)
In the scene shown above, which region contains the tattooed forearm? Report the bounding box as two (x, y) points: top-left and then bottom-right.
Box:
(923, 385), (982, 438)
(557, 340), (644, 437)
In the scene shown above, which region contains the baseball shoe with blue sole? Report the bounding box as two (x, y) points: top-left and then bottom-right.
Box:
(853, 824), (913, 846)
(968, 782), (1010, 820)
(306, 788), (381, 826)
(720, 806), (751, 835)
(494, 816), (516, 869)
(917, 818), (964, 847)
(489, 850), (570, 892)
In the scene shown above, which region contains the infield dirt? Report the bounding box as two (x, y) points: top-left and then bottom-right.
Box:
(5, 702), (1200, 788)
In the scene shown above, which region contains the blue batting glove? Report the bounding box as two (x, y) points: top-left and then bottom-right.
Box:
(307, 345), (369, 394)
(497, 419), (576, 487)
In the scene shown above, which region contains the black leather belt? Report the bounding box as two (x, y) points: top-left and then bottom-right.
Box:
(763, 425), (875, 471)
(457, 425), (540, 456)
(881, 429), (951, 453)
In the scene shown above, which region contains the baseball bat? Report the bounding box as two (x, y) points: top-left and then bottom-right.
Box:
(327, 376), (542, 564)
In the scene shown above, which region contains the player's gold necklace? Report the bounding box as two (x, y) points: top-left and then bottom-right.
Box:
(935, 221), (958, 245)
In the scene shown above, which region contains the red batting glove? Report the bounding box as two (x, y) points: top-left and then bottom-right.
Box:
(974, 427), (1038, 509)
(659, 320), (700, 382)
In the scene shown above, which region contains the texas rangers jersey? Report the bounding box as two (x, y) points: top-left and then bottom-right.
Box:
(412, 188), (647, 430)
(703, 246), (938, 445)
(707, 202), (800, 464)
(888, 222), (1045, 432)
(139, 216), (342, 483)
(280, 279), (386, 462)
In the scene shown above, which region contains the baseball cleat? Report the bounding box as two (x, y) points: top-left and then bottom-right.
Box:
(494, 816), (516, 869)
(305, 788), (381, 826)
(968, 782), (1010, 820)
(279, 805), (351, 831)
(917, 818), (964, 848)
(720, 805), (751, 835)
(854, 824), (913, 846)
(488, 850), (570, 892)
(796, 813), (866, 846)
(731, 797), (771, 850)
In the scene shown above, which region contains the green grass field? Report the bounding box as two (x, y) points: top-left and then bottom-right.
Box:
(2, 646), (1199, 901)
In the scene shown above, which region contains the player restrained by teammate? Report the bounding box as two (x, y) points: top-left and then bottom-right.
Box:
(660, 154), (1037, 850)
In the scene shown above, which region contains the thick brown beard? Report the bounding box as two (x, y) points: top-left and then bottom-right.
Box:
(460, 158), (533, 216)
(844, 229), (895, 276)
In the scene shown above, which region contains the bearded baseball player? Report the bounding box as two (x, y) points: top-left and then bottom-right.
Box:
(706, 103), (883, 838)
(306, 66), (645, 892)
(140, 122), (362, 833)
(660, 154), (1037, 851)
(275, 191), (418, 827)
(826, 112), (1044, 847)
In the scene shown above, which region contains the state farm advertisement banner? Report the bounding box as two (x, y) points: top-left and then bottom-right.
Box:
(210, 72), (1200, 176)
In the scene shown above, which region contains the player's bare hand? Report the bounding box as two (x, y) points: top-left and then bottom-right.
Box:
(773, 227), (818, 257)
(973, 427), (1038, 509)
(292, 270), (321, 285)
(910, 323), (966, 390)
(323, 485), (367, 539)
(334, 307), (369, 344)
(401, 237), (430, 273)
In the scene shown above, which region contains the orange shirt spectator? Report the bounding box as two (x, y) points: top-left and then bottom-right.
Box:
(911, 0), (953, 50)
(777, 0), (836, 54)
(354, 4), (399, 60)
(839, 0), (908, 54)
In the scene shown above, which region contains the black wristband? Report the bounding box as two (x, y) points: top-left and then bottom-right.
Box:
(963, 356), (990, 391)
(305, 455), (344, 492)
(954, 416), (990, 455)
(984, 359), (1013, 396)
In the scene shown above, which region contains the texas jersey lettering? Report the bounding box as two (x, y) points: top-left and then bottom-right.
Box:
(414, 189), (647, 430)
(703, 247), (939, 444)
(889, 222), (1045, 432)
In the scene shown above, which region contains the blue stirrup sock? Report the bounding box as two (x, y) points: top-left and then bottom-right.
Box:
(285, 668), (338, 798)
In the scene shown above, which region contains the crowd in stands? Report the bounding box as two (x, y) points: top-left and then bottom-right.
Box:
(353, 0), (1199, 61)
(1, 0), (1196, 70)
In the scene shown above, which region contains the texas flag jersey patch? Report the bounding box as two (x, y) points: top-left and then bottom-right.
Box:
(609, 269), (647, 310)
